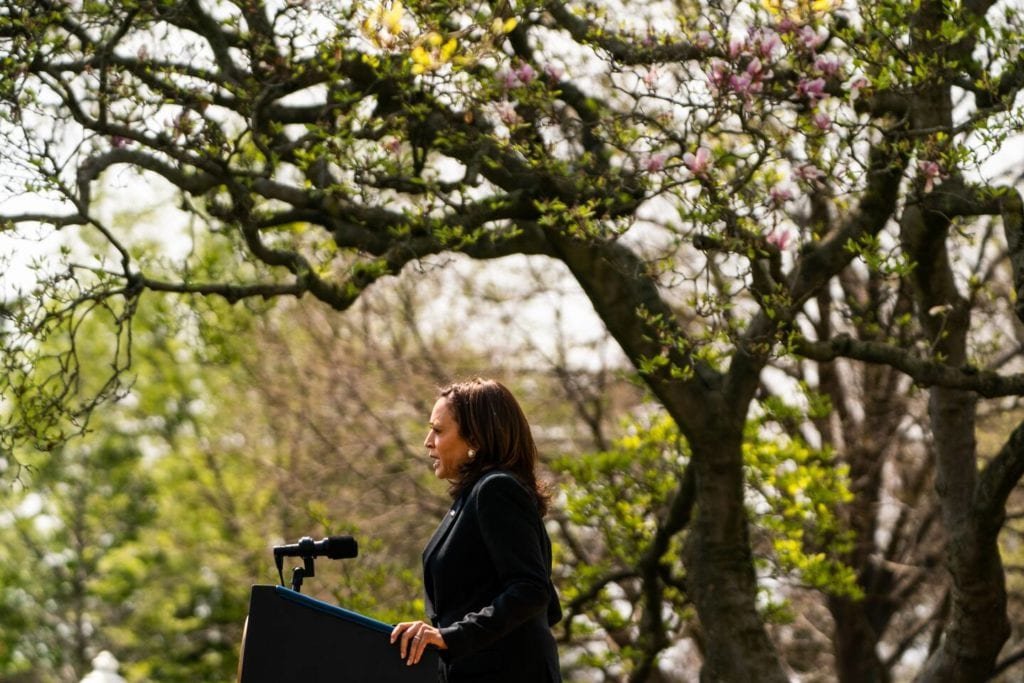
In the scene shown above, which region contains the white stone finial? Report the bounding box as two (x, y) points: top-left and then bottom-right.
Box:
(80, 651), (126, 683)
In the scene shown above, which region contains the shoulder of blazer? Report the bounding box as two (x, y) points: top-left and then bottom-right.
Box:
(464, 469), (540, 516)
(466, 469), (527, 500)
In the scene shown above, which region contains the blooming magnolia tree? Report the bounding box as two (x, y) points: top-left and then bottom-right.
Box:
(2, 0), (1024, 680)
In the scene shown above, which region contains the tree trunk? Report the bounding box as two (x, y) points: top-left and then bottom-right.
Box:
(829, 595), (889, 683)
(916, 386), (1009, 682)
(902, 1), (1012, 674)
(903, 202), (1010, 681)
(829, 362), (905, 683)
(548, 234), (788, 681)
(685, 414), (788, 683)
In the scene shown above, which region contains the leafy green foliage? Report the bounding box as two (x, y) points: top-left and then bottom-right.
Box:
(553, 414), (689, 676)
(744, 428), (862, 601)
(0, 269), (445, 681)
(558, 416), (686, 569)
(553, 402), (860, 675)
(0, 435), (157, 680)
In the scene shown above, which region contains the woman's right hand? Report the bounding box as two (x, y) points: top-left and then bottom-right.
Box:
(390, 620), (447, 666)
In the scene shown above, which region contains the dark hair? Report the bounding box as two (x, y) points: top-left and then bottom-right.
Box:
(439, 378), (549, 516)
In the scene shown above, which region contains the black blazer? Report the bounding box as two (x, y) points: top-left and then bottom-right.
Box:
(422, 470), (562, 682)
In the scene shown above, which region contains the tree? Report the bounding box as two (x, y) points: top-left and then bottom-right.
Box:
(0, 269), (462, 682)
(3, 0), (1024, 680)
(0, 252), (636, 682)
(0, 434), (157, 682)
(0, 290), (252, 683)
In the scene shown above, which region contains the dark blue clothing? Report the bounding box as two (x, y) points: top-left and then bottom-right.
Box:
(423, 470), (562, 682)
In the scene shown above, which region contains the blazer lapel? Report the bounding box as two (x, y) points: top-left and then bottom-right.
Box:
(423, 497), (464, 566)
(422, 497), (465, 621)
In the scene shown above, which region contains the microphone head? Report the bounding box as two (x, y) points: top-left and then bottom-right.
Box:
(323, 535), (358, 559)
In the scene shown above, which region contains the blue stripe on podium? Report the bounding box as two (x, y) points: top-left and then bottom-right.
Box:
(275, 586), (394, 635)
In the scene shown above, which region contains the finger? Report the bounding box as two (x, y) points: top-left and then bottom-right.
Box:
(389, 622), (408, 644)
(413, 627), (438, 665)
(401, 626), (421, 659)
(408, 633), (424, 665)
(416, 633), (428, 663)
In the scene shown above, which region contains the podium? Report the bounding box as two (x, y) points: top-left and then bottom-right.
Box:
(238, 585), (438, 682)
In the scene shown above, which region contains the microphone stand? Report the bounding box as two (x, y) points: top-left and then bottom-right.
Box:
(290, 555), (316, 593)
(275, 536), (318, 593)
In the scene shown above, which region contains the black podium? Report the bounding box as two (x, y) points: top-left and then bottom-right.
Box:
(238, 585), (438, 682)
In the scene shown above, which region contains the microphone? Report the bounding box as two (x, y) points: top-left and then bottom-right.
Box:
(273, 535), (358, 560)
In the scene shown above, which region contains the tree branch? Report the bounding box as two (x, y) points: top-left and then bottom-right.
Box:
(976, 418), (1024, 527)
(796, 333), (1024, 397)
(726, 128), (911, 407)
(139, 275), (307, 304)
(545, 1), (716, 65)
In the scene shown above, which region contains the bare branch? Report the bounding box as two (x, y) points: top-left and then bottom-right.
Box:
(545, 1), (716, 65)
(796, 333), (1024, 397)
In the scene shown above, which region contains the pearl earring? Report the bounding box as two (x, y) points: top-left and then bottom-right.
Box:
(467, 449), (476, 459)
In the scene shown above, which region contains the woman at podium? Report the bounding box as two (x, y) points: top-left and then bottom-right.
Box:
(391, 378), (562, 682)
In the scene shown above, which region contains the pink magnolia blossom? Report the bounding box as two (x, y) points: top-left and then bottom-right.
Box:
(746, 27), (781, 60)
(544, 64), (564, 83)
(708, 59), (731, 91)
(918, 159), (946, 193)
(729, 73), (754, 95)
(798, 26), (825, 51)
(383, 137), (401, 155)
(643, 66), (660, 89)
(767, 228), (793, 251)
(746, 57), (765, 79)
(755, 29), (781, 59)
(814, 55), (842, 78)
(794, 163), (826, 185)
(797, 77), (827, 101)
(498, 63), (537, 91)
(493, 100), (519, 125)
(110, 135), (129, 149)
(812, 111), (832, 130)
(514, 63), (536, 85)
(709, 57), (770, 102)
(729, 37), (747, 59)
(694, 31), (713, 49)
(644, 153), (668, 173)
(776, 17), (798, 34)
(769, 185), (794, 205)
(847, 76), (869, 100)
(683, 147), (713, 176)
(498, 68), (519, 90)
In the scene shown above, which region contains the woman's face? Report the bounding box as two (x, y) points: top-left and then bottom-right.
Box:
(424, 397), (473, 481)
